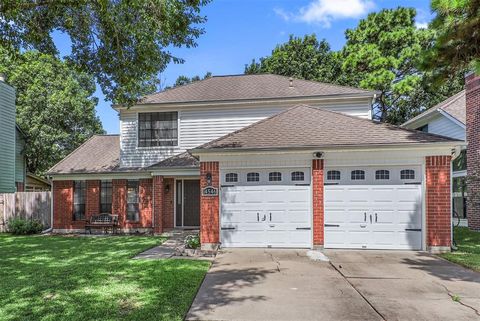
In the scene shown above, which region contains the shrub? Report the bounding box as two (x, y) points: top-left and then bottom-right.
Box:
(8, 218), (44, 235)
(184, 234), (200, 249)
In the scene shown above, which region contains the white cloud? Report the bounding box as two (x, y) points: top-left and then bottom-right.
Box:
(274, 8), (292, 22)
(415, 21), (428, 29)
(275, 0), (375, 27)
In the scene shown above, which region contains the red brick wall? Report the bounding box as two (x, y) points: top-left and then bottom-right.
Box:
(132, 178), (152, 229)
(312, 159), (324, 246)
(426, 156), (452, 248)
(86, 180), (100, 220)
(153, 176), (163, 233)
(15, 182), (24, 192)
(112, 179), (127, 226)
(53, 180), (77, 229)
(466, 73), (480, 230)
(163, 178), (175, 229)
(200, 162), (219, 245)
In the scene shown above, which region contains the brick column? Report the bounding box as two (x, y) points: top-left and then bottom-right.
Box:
(153, 176), (164, 234)
(466, 72), (480, 230)
(312, 159), (324, 248)
(112, 179), (127, 227)
(52, 180), (73, 230)
(426, 155), (452, 253)
(139, 178), (153, 228)
(200, 161), (220, 250)
(86, 180), (100, 220)
(162, 178), (175, 229)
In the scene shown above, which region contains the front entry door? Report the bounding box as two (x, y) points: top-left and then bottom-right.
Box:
(176, 180), (200, 227)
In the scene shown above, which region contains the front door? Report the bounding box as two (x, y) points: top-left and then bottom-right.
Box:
(175, 180), (200, 227)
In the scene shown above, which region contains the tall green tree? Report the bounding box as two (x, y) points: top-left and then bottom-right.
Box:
(341, 8), (437, 123)
(244, 35), (343, 84)
(422, 0), (480, 80)
(0, 48), (104, 175)
(0, 0), (210, 105)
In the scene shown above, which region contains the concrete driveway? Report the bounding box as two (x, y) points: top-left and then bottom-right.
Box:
(186, 249), (480, 321)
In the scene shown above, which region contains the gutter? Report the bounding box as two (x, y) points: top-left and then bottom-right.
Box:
(190, 141), (466, 155)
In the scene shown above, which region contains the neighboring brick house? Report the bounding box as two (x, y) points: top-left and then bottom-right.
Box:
(403, 73), (480, 230)
(47, 74), (463, 253)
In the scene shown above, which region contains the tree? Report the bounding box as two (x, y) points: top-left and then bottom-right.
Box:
(244, 35), (343, 84)
(340, 8), (440, 124)
(0, 0), (210, 106)
(170, 71), (212, 88)
(0, 48), (104, 174)
(422, 0), (480, 80)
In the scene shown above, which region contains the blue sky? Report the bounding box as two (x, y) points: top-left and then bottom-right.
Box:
(53, 0), (433, 134)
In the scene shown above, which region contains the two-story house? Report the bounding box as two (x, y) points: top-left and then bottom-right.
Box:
(0, 76), (26, 193)
(48, 74), (465, 253)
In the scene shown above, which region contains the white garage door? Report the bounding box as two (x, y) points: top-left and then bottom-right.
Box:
(324, 166), (423, 250)
(220, 168), (311, 248)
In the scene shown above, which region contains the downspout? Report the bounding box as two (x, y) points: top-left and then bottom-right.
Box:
(450, 147), (462, 250)
(42, 176), (53, 234)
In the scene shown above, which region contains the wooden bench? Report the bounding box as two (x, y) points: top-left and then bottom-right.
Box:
(85, 213), (119, 234)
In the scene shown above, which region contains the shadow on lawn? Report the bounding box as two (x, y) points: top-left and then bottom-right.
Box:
(0, 235), (209, 321)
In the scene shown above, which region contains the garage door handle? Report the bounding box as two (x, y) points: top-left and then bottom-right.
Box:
(296, 227), (311, 230)
(324, 224), (340, 227)
(221, 227), (236, 230)
(405, 228), (421, 232)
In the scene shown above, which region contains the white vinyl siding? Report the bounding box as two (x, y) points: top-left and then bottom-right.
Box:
(120, 98), (372, 167)
(428, 115), (465, 141)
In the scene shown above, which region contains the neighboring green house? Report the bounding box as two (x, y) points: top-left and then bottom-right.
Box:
(0, 76), (26, 193)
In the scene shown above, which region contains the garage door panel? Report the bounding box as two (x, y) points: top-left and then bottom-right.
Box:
(221, 182), (311, 248)
(397, 210), (422, 225)
(287, 209), (310, 223)
(325, 209), (348, 224)
(347, 210), (369, 224)
(347, 231), (370, 246)
(325, 181), (422, 250)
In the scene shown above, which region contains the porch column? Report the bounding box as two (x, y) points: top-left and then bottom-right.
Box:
(426, 155), (452, 253)
(312, 159), (324, 248)
(153, 176), (164, 234)
(200, 161), (220, 251)
(112, 179), (127, 227)
(86, 180), (100, 220)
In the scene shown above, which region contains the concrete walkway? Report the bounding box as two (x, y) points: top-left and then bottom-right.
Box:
(187, 249), (480, 321)
(134, 230), (197, 259)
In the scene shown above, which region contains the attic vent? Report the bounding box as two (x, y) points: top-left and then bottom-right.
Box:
(289, 77), (293, 87)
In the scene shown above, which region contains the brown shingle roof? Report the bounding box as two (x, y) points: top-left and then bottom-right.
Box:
(148, 152), (199, 169)
(47, 135), (126, 175)
(140, 74), (375, 104)
(403, 90), (466, 126)
(194, 105), (459, 151)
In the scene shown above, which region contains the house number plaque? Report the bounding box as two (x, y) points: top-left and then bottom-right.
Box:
(202, 186), (218, 197)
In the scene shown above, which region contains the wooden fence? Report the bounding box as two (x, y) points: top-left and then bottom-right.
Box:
(0, 192), (51, 232)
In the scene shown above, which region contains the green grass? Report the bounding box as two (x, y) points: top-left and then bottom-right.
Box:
(441, 227), (480, 272)
(0, 234), (210, 321)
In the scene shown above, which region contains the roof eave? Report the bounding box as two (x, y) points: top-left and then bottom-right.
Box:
(190, 141), (465, 155)
(112, 91), (378, 111)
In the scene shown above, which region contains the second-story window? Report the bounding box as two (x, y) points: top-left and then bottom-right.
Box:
(138, 112), (178, 147)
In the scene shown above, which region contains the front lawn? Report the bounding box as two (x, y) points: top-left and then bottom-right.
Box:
(441, 227), (480, 272)
(0, 234), (210, 321)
